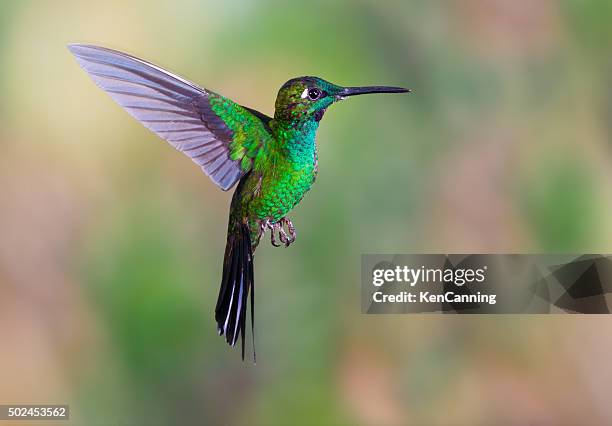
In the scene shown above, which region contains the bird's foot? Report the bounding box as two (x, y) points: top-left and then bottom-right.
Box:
(276, 217), (296, 247)
(260, 217), (296, 248)
(280, 217), (296, 244)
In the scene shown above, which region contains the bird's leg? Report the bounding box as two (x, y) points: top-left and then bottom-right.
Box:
(276, 217), (296, 247)
(259, 218), (297, 248)
(277, 225), (290, 247)
(274, 218), (295, 247)
(281, 217), (296, 243)
(260, 219), (282, 247)
(270, 225), (282, 247)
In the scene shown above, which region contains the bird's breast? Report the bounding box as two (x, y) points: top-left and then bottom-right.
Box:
(248, 151), (318, 222)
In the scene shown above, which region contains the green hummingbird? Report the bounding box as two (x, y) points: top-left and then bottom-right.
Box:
(69, 44), (410, 360)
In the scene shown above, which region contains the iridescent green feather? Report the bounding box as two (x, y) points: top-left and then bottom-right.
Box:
(208, 93), (272, 173)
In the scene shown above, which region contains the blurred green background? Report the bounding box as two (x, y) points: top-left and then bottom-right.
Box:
(1, 0), (612, 425)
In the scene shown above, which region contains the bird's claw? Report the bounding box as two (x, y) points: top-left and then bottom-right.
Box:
(260, 218), (296, 248)
(282, 218), (296, 244)
(278, 217), (297, 247)
(270, 223), (282, 247)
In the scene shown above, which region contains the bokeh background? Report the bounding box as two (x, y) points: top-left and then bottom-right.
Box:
(1, 0), (612, 424)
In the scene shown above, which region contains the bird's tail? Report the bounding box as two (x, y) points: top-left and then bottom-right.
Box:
(215, 221), (255, 361)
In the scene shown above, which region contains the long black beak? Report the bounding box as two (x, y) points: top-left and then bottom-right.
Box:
(339, 86), (411, 98)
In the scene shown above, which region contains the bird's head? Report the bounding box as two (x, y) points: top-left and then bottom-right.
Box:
(274, 76), (410, 124)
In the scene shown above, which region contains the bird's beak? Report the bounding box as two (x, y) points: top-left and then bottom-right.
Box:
(337, 86), (411, 100)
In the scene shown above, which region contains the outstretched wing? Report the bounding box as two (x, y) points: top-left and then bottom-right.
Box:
(69, 44), (271, 191)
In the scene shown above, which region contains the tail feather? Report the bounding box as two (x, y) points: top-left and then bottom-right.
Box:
(215, 222), (255, 361)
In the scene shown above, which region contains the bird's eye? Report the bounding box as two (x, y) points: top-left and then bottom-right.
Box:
(307, 88), (322, 100)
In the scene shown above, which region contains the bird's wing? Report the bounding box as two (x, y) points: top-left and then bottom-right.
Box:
(69, 44), (270, 191)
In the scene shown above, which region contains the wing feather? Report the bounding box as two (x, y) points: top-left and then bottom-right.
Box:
(69, 44), (270, 191)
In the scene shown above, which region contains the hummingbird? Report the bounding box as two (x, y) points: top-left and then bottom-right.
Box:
(69, 44), (410, 360)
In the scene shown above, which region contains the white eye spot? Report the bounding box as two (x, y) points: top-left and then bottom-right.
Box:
(300, 88), (309, 99)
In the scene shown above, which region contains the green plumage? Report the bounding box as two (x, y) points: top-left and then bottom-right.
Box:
(68, 44), (409, 360)
(229, 114), (320, 240)
(212, 77), (340, 245)
(208, 92), (267, 173)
